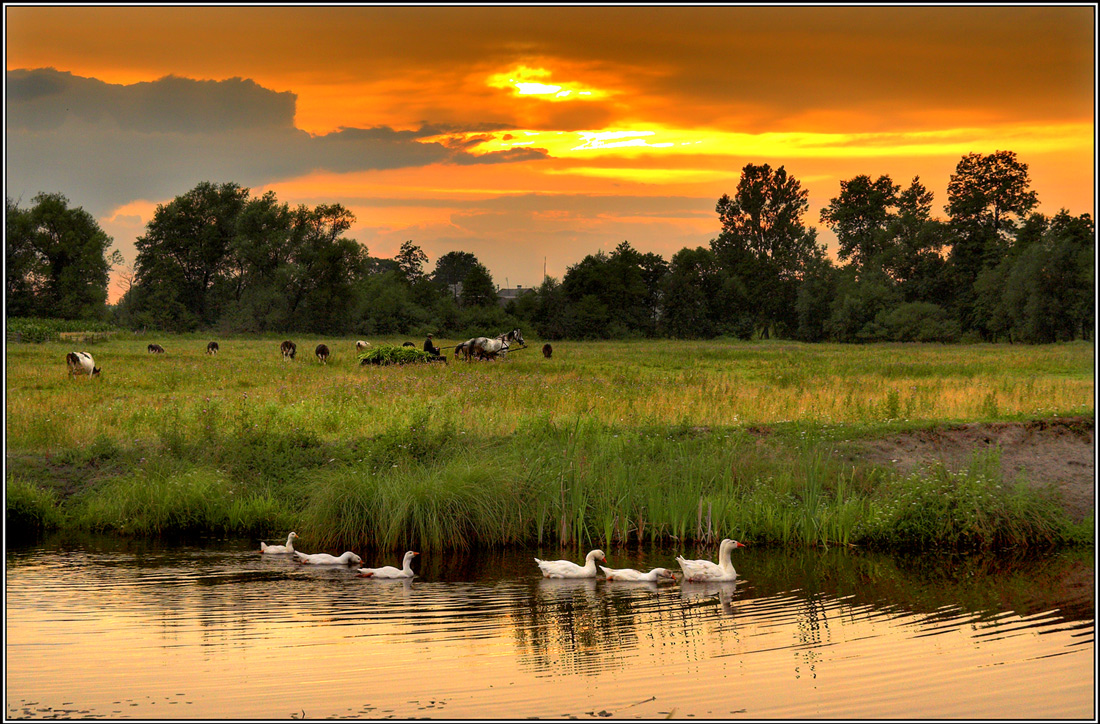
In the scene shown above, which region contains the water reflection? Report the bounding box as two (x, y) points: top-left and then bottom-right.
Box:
(5, 536), (1094, 719)
(680, 579), (742, 615)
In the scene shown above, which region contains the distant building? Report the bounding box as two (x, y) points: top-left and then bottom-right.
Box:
(497, 285), (535, 307)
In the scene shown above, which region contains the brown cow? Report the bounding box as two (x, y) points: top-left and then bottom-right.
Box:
(207, 341), (219, 355)
(280, 340), (297, 361)
(315, 343), (330, 364)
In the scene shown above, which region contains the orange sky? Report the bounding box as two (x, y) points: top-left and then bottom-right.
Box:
(5, 6), (1095, 302)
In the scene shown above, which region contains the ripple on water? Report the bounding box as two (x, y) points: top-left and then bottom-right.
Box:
(5, 541), (1094, 719)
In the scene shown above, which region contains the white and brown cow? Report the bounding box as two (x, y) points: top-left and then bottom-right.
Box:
(315, 343), (330, 364)
(66, 351), (101, 377)
(280, 340), (297, 361)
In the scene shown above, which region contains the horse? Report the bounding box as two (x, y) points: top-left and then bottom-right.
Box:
(472, 334), (510, 360)
(456, 338), (478, 361)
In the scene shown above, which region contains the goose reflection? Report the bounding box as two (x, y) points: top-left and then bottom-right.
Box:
(681, 579), (742, 614)
(536, 576), (599, 604)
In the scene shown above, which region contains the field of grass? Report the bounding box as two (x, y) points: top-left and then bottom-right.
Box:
(6, 334), (1094, 551)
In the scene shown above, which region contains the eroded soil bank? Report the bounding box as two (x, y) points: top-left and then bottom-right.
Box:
(849, 417), (1094, 522)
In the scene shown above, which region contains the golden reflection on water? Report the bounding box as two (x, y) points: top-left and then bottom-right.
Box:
(4, 542), (1094, 719)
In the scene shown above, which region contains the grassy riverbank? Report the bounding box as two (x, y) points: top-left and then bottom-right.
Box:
(6, 336), (1094, 550)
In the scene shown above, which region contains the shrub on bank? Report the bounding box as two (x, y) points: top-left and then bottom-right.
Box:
(861, 449), (1086, 550)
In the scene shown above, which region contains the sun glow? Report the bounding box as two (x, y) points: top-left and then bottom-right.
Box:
(487, 65), (606, 100)
(450, 121), (1092, 162)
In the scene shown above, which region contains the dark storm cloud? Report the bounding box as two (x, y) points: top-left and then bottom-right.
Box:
(5, 69), (548, 215)
(7, 68), (296, 133)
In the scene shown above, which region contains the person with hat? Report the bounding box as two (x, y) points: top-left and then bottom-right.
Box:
(423, 334), (441, 357)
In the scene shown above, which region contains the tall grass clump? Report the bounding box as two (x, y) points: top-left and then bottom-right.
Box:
(861, 448), (1087, 550)
(69, 465), (294, 536)
(299, 461), (528, 552)
(6, 478), (65, 537)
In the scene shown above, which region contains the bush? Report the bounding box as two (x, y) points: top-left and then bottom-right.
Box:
(7, 317), (120, 343)
(861, 449), (1083, 550)
(882, 303), (961, 342)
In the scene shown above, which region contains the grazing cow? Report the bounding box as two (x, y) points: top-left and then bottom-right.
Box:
(355, 340), (371, 353)
(402, 341), (415, 347)
(315, 343), (330, 364)
(280, 340), (297, 361)
(147, 343), (165, 354)
(66, 351), (101, 377)
(543, 343), (553, 359)
(207, 341), (219, 355)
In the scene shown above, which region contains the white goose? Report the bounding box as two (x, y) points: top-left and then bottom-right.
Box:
(599, 566), (676, 582)
(535, 549), (606, 578)
(676, 539), (746, 581)
(294, 551), (363, 566)
(260, 532), (298, 554)
(356, 551), (419, 579)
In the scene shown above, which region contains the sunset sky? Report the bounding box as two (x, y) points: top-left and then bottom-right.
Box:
(6, 6), (1095, 302)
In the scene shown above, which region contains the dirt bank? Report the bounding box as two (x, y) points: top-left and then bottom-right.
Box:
(850, 417), (1095, 522)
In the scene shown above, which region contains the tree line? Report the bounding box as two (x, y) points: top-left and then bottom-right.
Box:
(6, 150), (1093, 343)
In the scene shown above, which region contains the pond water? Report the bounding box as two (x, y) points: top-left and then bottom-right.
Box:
(5, 536), (1094, 720)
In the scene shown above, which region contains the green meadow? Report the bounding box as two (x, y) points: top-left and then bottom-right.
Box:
(5, 335), (1094, 551)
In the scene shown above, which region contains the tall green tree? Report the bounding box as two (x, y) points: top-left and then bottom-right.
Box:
(947, 151), (1039, 237)
(998, 211), (1094, 342)
(711, 163), (823, 337)
(819, 174), (900, 270)
(218, 191), (297, 331)
(395, 240), (428, 284)
(945, 151), (1039, 336)
(661, 246), (725, 338)
(284, 203), (366, 333)
(532, 276), (567, 339)
(5, 192), (120, 320)
(431, 251), (480, 300)
(132, 181), (250, 329)
(460, 262), (498, 308)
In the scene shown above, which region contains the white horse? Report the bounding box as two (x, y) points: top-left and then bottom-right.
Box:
(471, 334), (510, 360)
